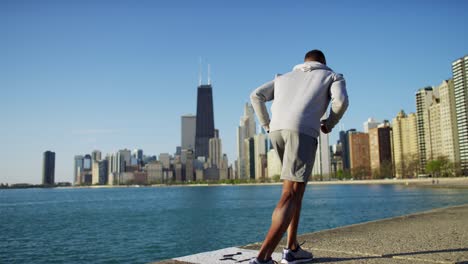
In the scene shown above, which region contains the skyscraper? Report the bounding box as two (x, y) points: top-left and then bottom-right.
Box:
(91, 150), (102, 161)
(42, 151), (55, 185)
(254, 132), (268, 181)
(369, 122), (392, 178)
(195, 84), (215, 158)
(236, 103), (256, 179)
(348, 131), (371, 179)
(208, 129), (222, 168)
(452, 55), (468, 175)
(438, 79), (459, 163)
(312, 131), (331, 180)
(339, 129), (356, 171)
(392, 110), (419, 178)
(415, 87), (437, 172)
(74, 155), (84, 185)
(181, 114), (197, 150)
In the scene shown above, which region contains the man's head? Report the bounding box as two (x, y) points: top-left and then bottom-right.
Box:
(304, 49), (326, 65)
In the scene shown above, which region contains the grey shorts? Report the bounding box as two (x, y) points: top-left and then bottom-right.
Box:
(269, 129), (318, 182)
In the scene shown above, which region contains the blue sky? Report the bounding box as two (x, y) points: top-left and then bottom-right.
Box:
(1, 0), (467, 184)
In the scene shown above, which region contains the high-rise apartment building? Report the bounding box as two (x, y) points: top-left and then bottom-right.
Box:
(452, 55), (468, 175)
(236, 103), (256, 179)
(158, 153), (171, 169)
(244, 137), (255, 180)
(181, 114), (196, 150)
(339, 129), (356, 171)
(42, 151), (55, 185)
(348, 132), (370, 178)
(92, 160), (108, 185)
(91, 150), (101, 161)
(438, 79), (459, 163)
(369, 122), (392, 178)
(267, 148), (282, 178)
(74, 155), (84, 185)
(254, 132), (268, 181)
(312, 132), (331, 180)
(416, 87), (438, 172)
(392, 110), (419, 178)
(195, 84), (215, 158)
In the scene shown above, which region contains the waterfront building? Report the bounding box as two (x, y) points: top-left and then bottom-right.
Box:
(339, 129), (356, 171)
(312, 131), (331, 180)
(42, 151), (55, 185)
(147, 161), (163, 183)
(219, 154), (229, 180)
(208, 129), (222, 168)
(181, 114), (196, 150)
(133, 171), (148, 185)
(132, 149), (143, 164)
(83, 154), (92, 170)
(363, 117), (381, 133)
(267, 148), (282, 178)
(174, 161), (183, 182)
(254, 132), (268, 181)
(195, 83), (215, 159)
(185, 149), (195, 181)
(369, 122), (393, 178)
(330, 143), (344, 177)
(392, 110), (419, 178)
(348, 131), (371, 179)
(244, 137), (255, 180)
(91, 150), (101, 161)
(416, 87), (438, 172)
(236, 103), (256, 179)
(452, 55), (468, 175)
(158, 153), (171, 169)
(92, 160), (108, 185)
(73, 155), (84, 185)
(438, 79), (459, 163)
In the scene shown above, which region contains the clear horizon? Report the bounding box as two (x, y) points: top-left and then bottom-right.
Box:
(1, 0), (468, 184)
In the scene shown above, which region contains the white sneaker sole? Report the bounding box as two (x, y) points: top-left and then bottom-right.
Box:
(280, 258), (314, 264)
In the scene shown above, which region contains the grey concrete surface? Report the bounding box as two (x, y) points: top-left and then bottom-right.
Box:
(154, 204), (468, 264)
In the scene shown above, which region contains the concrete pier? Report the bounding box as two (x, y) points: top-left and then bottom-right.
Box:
(154, 204), (468, 263)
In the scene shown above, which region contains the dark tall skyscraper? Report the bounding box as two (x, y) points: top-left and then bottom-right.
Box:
(195, 84), (215, 158)
(339, 129), (356, 170)
(42, 151), (55, 185)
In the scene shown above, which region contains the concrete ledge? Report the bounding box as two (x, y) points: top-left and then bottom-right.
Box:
(154, 204), (468, 264)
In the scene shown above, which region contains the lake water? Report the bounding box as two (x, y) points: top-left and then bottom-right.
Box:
(1, 184), (468, 263)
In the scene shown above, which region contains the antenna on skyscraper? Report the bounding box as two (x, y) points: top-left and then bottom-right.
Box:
(208, 64), (211, 85)
(198, 57), (202, 86)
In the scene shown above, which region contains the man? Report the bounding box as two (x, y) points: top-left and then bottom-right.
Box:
(249, 50), (349, 264)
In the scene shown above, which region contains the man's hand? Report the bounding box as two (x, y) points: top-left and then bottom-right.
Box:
(320, 120), (330, 134)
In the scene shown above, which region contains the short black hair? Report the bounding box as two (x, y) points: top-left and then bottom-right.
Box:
(304, 49), (326, 65)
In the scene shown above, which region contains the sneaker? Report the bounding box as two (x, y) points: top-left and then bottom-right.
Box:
(249, 257), (278, 264)
(281, 243), (313, 264)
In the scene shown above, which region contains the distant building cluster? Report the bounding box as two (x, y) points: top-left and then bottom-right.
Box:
(42, 55), (467, 185)
(331, 55), (468, 179)
(70, 80), (234, 186)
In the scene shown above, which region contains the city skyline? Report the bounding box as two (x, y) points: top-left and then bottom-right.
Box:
(2, 0), (468, 184)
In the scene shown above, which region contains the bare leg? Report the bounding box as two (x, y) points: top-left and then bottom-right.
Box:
(286, 188), (305, 250)
(256, 180), (306, 261)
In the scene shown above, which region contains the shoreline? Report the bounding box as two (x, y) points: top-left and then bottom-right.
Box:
(4, 177), (467, 190)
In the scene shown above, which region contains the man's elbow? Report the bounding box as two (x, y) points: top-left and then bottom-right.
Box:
(250, 91), (262, 104)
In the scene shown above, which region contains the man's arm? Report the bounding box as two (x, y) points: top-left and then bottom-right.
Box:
(250, 80), (274, 131)
(322, 73), (349, 132)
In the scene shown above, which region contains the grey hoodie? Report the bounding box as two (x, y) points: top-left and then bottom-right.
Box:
(250, 61), (349, 138)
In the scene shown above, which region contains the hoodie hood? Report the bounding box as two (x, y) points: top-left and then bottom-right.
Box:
(293, 61), (331, 72)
